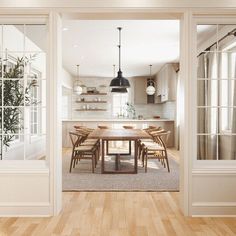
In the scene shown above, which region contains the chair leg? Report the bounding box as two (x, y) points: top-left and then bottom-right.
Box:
(73, 157), (76, 168)
(69, 157), (74, 173)
(97, 144), (100, 161)
(165, 151), (170, 172)
(95, 150), (98, 166)
(128, 140), (131, 155)
(142, 149), (145, 167)
(145, 151), (148, 173)
(106, 140), (109, 155)
(92, 154), (95, 173)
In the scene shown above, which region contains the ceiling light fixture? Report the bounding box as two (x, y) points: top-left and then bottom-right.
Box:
(110, 27), (130, 90)
(111, 64), (128, 93)
(74, 65), (84, 95)
(62, 27), (68, 31)
(146, 65), (156, 95)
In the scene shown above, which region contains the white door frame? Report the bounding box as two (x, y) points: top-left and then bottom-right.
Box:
(58, 9), (191, 216)
(1, 6), (236, 216)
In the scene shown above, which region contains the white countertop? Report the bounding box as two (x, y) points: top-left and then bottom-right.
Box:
(62, 118), (174, 122)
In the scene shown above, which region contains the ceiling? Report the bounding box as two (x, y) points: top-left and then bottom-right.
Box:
(62, 20), (180, 77)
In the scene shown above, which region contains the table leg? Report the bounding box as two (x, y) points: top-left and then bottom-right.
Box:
(102, 139), (105, 173)
(134, 140), (138, 173)
(115, 154), (121, 170)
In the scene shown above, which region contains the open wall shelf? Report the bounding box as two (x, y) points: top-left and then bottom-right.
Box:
(76, 101), (107, 103)
(80, 93), (107, 95)
(75, 109), (107, 111)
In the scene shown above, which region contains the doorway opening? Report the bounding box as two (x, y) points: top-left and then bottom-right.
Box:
(61, 18), (181, 191)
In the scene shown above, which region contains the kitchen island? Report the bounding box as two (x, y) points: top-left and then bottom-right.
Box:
(62, 118), (175, 147)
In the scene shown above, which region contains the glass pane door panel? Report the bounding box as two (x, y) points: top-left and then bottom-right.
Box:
(197, 80), (218, 107)
(25, 134), (46, 160)
(218, 135), (236, 160)
(197, 135), (217, 160)
(0, 23), (47, 160)
(2, 25), (24, 52)
(2, 135), (24, 160)
(197, 108), (218, 134)
(196, 23), (236, 161)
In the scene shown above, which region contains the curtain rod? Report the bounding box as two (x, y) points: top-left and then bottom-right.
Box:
(197, 28), (236, 57)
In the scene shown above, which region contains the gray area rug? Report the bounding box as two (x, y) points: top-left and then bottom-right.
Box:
(62, 150), (179, 191)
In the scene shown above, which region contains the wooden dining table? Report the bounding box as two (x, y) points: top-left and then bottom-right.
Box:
(88, 129), (151, 174)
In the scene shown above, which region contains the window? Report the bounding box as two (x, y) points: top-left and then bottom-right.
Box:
(0, 24), (47, 160)
(219, 51), (236, 131)
(112, 93), (128, 117)
(196, 24), (236, 160)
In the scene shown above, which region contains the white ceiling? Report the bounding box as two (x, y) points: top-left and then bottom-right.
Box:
(62, 20), (180, 77)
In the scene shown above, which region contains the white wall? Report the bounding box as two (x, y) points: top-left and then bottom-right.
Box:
(61, 67), (73, 89)
(61, 68), (73, 119)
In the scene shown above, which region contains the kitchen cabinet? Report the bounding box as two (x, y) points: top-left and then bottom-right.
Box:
(134, 77), (147, 104)
(155, 63), (177, 103)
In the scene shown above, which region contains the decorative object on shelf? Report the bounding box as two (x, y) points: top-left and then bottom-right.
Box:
(111, 64), (128, 93)
(98, 84), (107, 93)
(87, 87), (99, 94)
(110, 27), (130, 90)
(125, 102), (136, 119)
(138, 115), (144, 120)
(146, 65), (156, 95)
(74, 65), (85, 95)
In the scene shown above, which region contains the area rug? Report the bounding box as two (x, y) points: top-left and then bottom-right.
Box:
(62, 150), (179, 191)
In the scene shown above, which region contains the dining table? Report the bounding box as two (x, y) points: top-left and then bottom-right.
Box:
(88, 128), (151, 174)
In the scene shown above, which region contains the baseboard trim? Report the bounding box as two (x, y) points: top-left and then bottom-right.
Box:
(192, 202), (236, 207)
(0, 203), (52, 217)
(191, 203), (236, 216)
(63, 189), (180, 192)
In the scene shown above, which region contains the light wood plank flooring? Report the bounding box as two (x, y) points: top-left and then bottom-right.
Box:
(0, 192), (236, 236)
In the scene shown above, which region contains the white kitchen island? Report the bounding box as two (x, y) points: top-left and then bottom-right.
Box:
(62, 119), (175, 147)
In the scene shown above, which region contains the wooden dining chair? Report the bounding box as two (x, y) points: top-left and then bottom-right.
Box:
(137, 127), (162, 159)
(141, 130), (170, 172)
(69, 131), (99, 173)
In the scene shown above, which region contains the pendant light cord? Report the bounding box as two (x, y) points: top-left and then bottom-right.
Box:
(76, 64), (80, 82)
(117, 27), (122, 71)
(149, 64), (153, 86)
(113, 64), (116, 77)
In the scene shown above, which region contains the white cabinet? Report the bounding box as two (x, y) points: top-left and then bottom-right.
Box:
(156, 63), (177, 103)
(134, 77), (147, 104)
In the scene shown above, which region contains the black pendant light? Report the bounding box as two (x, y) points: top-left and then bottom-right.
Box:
(110, 27), (130, 90)
(111, 64), (128, 93)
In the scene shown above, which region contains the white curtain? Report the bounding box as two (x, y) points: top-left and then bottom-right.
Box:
(231, 62), (236, 160)
(197, 50), (218, 160)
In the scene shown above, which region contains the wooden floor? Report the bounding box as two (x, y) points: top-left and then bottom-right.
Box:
(1, 150), (235, 235)
(1, 192), (236, 236)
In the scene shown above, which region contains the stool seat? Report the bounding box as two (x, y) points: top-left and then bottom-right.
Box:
(123, 125), (134, 129)
(98, 125), (110, 129)
(74, 145), (96, 152)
